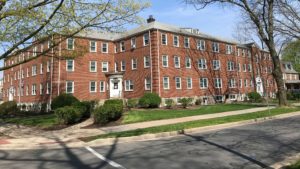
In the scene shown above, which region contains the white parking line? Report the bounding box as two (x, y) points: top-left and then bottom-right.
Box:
(85, 146), (126, 169)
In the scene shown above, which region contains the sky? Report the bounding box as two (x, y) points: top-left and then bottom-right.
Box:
(0, 0), (241, 80)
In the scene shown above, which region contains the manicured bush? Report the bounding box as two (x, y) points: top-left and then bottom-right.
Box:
(195, 99), (202, 105)
(127, 98), (139, 110)
(178, 98), (193, 108)
(72, 100), (97, 118)
(139, 93), (161, 108)
(104, 99), (123, 106)
(165, 99), (174, 109)
(51, 93), (79, 110)
(247, 92), (262, 102)
(93, 103), (123, 125)
(0, 101), (18, 118)
(54, 106), (83, 125)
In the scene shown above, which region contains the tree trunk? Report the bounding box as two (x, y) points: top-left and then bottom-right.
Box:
(272, 53), (288, 106)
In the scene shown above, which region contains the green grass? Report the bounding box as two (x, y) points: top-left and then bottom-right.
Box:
(2, 114), (58, 129)
(122, 104), (259, 124)
(82, 106), (300, 142)
(286, 160), (300, 169)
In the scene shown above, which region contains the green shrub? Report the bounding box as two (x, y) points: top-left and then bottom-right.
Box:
(104, 99), (123, 106)
(93, 103), (123, 125)
(72, 100), (97, 118)
(247, 92), (262, 102)
(51, 93), (79, 110)
(195, 99), (202, 105)
(54, 106), (83, 125)
(139, 93), (161, 108)
(287, 91), (294, 100)
(178, 98), (193, 108)
(165, 99), (174, 109)
(127, 98), (139, 110)
(0, 101), (18, 118)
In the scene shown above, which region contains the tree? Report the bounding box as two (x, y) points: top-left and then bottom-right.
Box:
(0, 0), (149, 70)
(282, 40), (300, 72)
(185, 0), (300, 106)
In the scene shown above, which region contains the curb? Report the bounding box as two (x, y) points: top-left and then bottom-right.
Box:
(270, 153), (300, 169)
(87, 111), (300, 147)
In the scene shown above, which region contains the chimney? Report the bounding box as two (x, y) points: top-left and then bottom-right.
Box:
(147, 15), (155, 23)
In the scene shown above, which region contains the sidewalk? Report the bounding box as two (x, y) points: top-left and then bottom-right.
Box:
(0, 106), (275, 149)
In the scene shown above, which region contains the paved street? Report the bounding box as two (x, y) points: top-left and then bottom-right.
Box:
(1, 115), (300, 169)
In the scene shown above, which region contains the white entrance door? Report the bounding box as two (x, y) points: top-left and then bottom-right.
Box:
(256, 77), (264, 96)
(9, 87), (13, 101)
(109, 77), (123, 98)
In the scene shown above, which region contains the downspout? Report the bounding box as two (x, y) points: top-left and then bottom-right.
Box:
(58, 35), (61, 96)
(18, 63), (21, 105)
(50, 35), (54, 106)
(156, 29), (161, 97)
(149, 30), (153, 93)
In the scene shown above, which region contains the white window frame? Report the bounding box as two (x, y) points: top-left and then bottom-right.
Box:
(144, 56), (150, 68)
(161, 33), (167, 45)
(40, 84), (43, 95)
(40, 63), (43, 74)
(66, 81), (74, 93)
(32, 65), (37, 76)
(90, 41), (97, 52)
(90, 81), (97, 93)
(145, 78), (151, 90)
(175, 77), (182, 89)
(185, 57), (191, 68)
(125, 80), (134, 91)
(47, 61), (51, 72)
(46, 82), (51, 94)
(198, 59), (207, 69)
(131, 37), (136, 49)
(102, 62), (108, 72)
(184, 37), (190, 48)
(226, 45), (233, 54)
(212, 42), (219, 53)
(173, 35), (179, 47)
(31, 84), (37, 95)
(67, 38), (75, 50)
(227, 61), (235, 71)
(200, 78), (208, 89)
(162, 55), (168, 67)
(197, 39), (205, 50)
(121, 60), (126, 71)
(89, 61), (97, 72)
(229, 78), (236, 88)
(214, 78), (222, 88)
(66, 59), (74, 72)
(101, 42), (108, 53)
(120, 41), (125, 52)
(131, 59), (137, 70)
(100, 81), (105, 92)
(174, 56), (180, 68)
(143, 33), (149, 46)
(187, 77), (192, 89)
(213, 60), (220, 70)
(163, 76), (170, 90)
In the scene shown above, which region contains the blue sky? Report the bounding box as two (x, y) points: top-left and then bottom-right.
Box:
(0, 0), (240, 79)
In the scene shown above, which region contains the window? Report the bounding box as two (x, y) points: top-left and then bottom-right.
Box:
(90, 81), (97, 93)
(226, 45), (233, 54)
(121, 61), (126, 71)
(26, 85), (29, 96)
(243, 64), (247, 72)
(174, 56), (180, 68)
(67, 38), (74, 50)
(90, 41), (97, 52)
(145, 78), (151, 90)
(66, 60), (74, 72)
(102, 62), (108, 72)
(161, 33), (167, 45)
(125, 80), (134, 91)
(163, 76), (170, 89)
(173, 35), (179, 47)
(229, 94), (237, 100)
(242, 49), (245, 57)
(162, 55), (168, 67)
(248, 64), (252, 72)
(114, 62), (118, 72)
(229, 78), (236, 88)
(102, 43), (108, 53)
(33, 46), (37, 57)
(120, 41), (125, 52)
(132, 59), (137, 70)
(200, 78), (208, 88)
(131, 38), (136, 48)
(239, 79), (242, 88)
(100, 81), (105, 92)
(32, 84), (37, 95)
(47, 61), (51, 72)
(185, 57), (191, 68)
(66, 81), (74, 93)
(237, 63), (241, 72)
(227, 61), (235, 71)
(237, 48), (240, 56)
(187, 77), (192, 89)
(90, 61), (97, 72)
(212, 42), (219, 52)
(214, 78), (222, 88)
(215, 95), (223, 102)
(198, 59), (207, 69)
(143, 33), (149, 46)
(244, 79), (248, 87)
(184, 37), (190, 48)
(46, 83), (51, 94)
(213, 60), (220, 70)
(40, 84), (43, 95)
(144, 56), (150, 68)
(40, 63), (43, 74)
(26, 68), (29, 77)
(32, 65), (37, 76)
(197, 39), (205, 50)
(175, 77), (181, 89)
(250, 80), (253, 87)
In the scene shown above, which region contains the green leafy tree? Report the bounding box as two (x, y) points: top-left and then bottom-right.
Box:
(282, 40), (300, 73)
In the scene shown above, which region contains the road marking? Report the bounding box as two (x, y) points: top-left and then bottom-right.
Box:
(85, 146), (126, 169)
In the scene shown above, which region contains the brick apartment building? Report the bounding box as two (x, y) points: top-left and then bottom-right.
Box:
(0, 78), (3, 103)
(281, 61), (300, 90)
(2, 17), (277, 111)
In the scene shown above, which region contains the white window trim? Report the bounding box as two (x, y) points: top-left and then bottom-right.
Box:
(143, 33), (149, 46)
(31, 84), (36, 96)
(175, 77), (182, 89)
(173, 35), (179, 47)
(184, 37), (190, 48)
(213, 60), (220, 70)
(161, 33), (167, 45)
(187, 77), (193, 89)
(174, 56), (180, 68)
(40, 84), (43, 95)
(100, 81), (105, 92)
(229, 79), (236, 88)
(102, 62), (109, 72)
(198, 59), (207, 69)
(131, 59), (137, 70)
(89, 81), (97, 93)
(66, 60), (75, 72)
(200, 78), (208, 89)
(66, 81), (74, 93)
(185, 57), (191, 68)
(90, 41), (97, 52)
(101, 42), (108, 53)
(131, 37), (136, 49)
(144, 56), (150, 68)
(120, 41), (125, 52)
(212, 42), (220, 53)
(163, 77), (170, 90)
(162, 55), (169, 67)
(145, 78), (151, 90)
(67, 38), (75, 50)
(121, 61), (126, 71)
(89, 61), (97, 72)
(40, 63), (43, 74)
(125, 80), (134, 91)
(197, 39), (205, 50)
(214, 78), (222, 88)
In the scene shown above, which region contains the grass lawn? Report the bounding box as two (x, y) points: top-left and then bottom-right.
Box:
(122, 104), (261, 124)
(82, 106), (300, 142)
(286, 160), (300, 169)
(2, 114), (58, 129)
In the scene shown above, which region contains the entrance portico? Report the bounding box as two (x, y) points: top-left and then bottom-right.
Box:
(106, 72), (124, 99)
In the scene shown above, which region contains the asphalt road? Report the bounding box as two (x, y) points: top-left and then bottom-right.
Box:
(1, 115), (300, 169)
